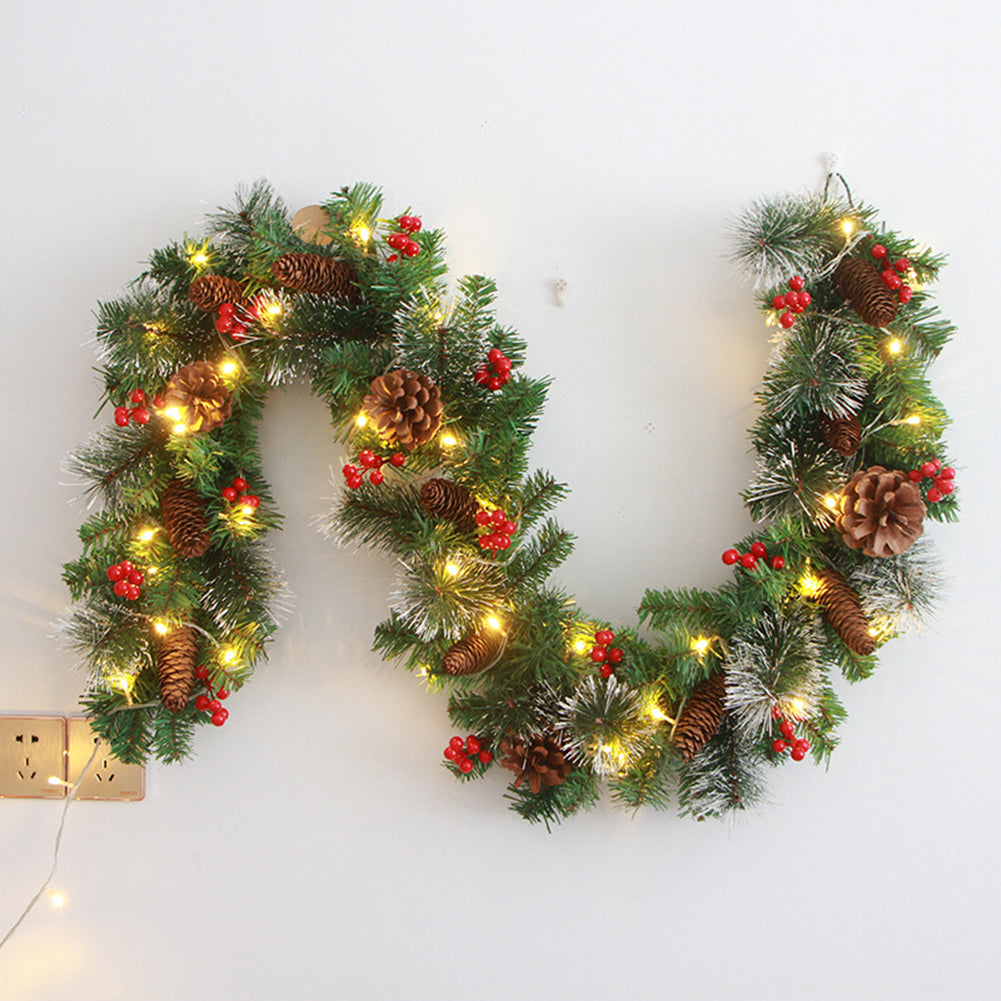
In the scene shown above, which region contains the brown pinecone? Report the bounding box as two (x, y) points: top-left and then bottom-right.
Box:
(836, 465), (925, 558)
(363, 369), (443, 450)
(156, 624), (200, 713)
(441, 626), (507, 676)
(160, 479), (212, 558)
(672, 672), (727, 763)
(832, 256), (898, 327)
(820, 412), (863, 457)
(272, 252), (357, 300)
(815, 567), (876, 656)
(161, 360), (232, 434)
(189, 275), (245, 312)
(499, 733), (572, 794)
(419, 478), (479, 531)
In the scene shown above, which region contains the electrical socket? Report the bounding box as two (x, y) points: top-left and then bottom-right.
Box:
(0, 716), (66, 799)
(67, 717), (145, 801)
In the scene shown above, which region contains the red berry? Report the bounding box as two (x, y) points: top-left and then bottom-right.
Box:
(195, 664), (209, 680)
(342, 464), (357, 478)
(608, 648), (624, 663)
(938, 480), (954, 495)
(476, 510), (492, 527)
(474, 367), (490, 385)
(721, 548), (740, 565)
(195, 695), (211, 711)
(921, 461), (937, 478)
(358, 449), (375, 468)
(779, 311), (795, 329)
(132, 407), (150, 424)
(230, 322), (247, 340)
(872, 244), (887, 259)
(769, 555), (785, 570)
(882, 270), (903, 290)
(347, 476), (363, 489)
(211, 709), (228, 727)
(107, 563), (125, 581)
(495, 534), (511, 550)
(478, 750), (493, 764)
(749, 541), (767, 558)
(208, 699), (222, 713)
(459, 758), (474, 773)
(501, 520), (517, 536)
(940, 466), (955, 480)
(216, 314), (233, 333)
(387, 232), (408, 250)
(488, 348), (503, 365)
(794, 738), (810, 753)
(771, 295), (785, 309)
(369, 470), (385, 486)
(449, 736), (464, 751)
(120, 561), (133, 572)
(926, 487), (942, 503)
(216, 688), (230, 700)
(219, 302), (235, 318)
(790, 300), (805, 314)
(772, 705), (783, 720)
(780, 720), (795, 739)
(930, 458), (942, 472)
(407, 217), (422, 233)
(387, 254), (399, 263)
(600, 664), (614, 679)
(153, 394), (164, 408)
(232, 477), (247, 491)
(390, 453), (405, 467)
(444, 746), (457, 761)
(478, 535), (492, 549)
(784, 291), (799, 308)
(908, 469), (923, 482)
(487, 377), (502, 391)
(491, 509), (506, 525)
(590, 647), (606, 663)
(125, 584), (141, 601)
(114, 408), (130, 427)
(595, 629), (614, 646)
(898, 286), (912, 304)
(894, 257), (911, 273)
(797, 290), (811, 307)
(113, 579), (129, 597)
(130, 389), (145, 404)
(466, 736), (481, 755)
(222, 486), (238, 502)
(772, 739), (787, 754)
(496, 356), (512, 374)
(128, 570), (144, 585)
(402, 240), (420, 258)
(243, 495), (260, 508)
(740, 553), (757, 569)
(790, 745), (806, 761)
(788, 275), (805, 291)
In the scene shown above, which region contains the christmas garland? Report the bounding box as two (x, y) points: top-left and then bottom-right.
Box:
(61, 178), (958, 826)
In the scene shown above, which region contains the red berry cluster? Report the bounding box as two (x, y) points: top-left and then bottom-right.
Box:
(589, 629), (624, 679)
(220, 476), (260, 510)
(194, 664), (230, 727)
(907, 457), (956, 504)
(215, 300), (260, 341)
(771, 275), (811, 330)
(342, 450), (406, 489)
(474, 347), (513, 391)
(106, 560), (144, 601)
(475, 506), (517, 551)
(114, 389), (152, 427)
(386, 215), (422, 262)
(871, 245), (914, 304)
(443, 734), (492, 773)
(770, 704), (811, 761)
(721, 541), (785, 571)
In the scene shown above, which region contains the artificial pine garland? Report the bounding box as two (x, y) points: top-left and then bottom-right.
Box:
(60, 177), (958, 826)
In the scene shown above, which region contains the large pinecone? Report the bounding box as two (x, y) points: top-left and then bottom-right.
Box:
(272, 252), (357, 299)
(189, 274), (245, 312)
(363, 369), (443, 450)
(672, 672), (727, 763)
(832, 256), (898, 327)
(441, 626), (507, 676)
(499, 733), (572, 794)
(161, 360), (232, 434)
(815, 567), (876, 656)
(820, 412), (862, 457)
(419, 478), (479, 531)
(156, 624), (200, 713)
(836, 465), (925, 558)
(160, 479), (212, 558)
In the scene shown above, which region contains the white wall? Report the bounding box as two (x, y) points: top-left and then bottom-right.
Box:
(2, 2), (998, 998)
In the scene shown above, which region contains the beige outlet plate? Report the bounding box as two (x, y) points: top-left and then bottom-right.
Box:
(67, 717), (145, 801)
(0, 716), (66, 798)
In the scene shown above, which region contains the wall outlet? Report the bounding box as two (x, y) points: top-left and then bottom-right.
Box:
(0, 716), (66, 799)
(67, 717), (145, 801)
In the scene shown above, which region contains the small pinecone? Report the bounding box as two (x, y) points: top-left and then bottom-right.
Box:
(419, 478), (479, 531)
(815, 568), (876, 656)
(363, 369), (443, 450)
(189, 274), (245, 312)
(836, 465), (925, 558)
(156, 625), (200, 713)
(672, 672), (727, 763)
(161, 360), (232, 434)
(820, 412), (862, 457)
(272, 252), (357, 300)
(499, 733), (572, 794)
(161, 479), (212, 558)
(441, 627), (507, 676)
(832, 256), (898, 327)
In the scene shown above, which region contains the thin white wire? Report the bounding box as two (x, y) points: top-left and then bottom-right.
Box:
(0, 739), (100, 954)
